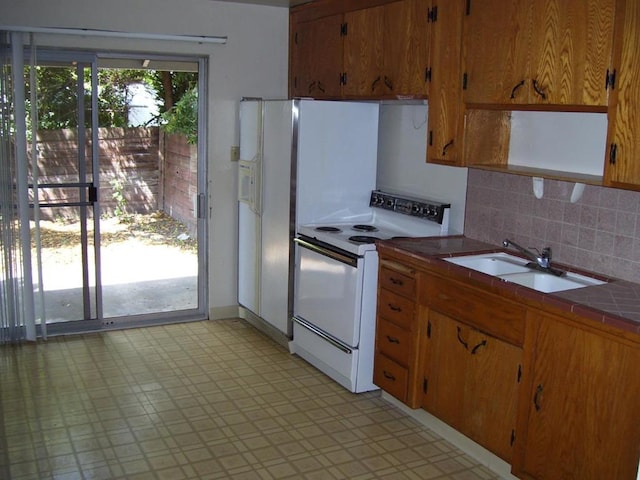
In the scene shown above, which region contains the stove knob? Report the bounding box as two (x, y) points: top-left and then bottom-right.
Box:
(385, 199), (395, 209)
(411, 203), (422, 215)
(427, 206), (438, 218)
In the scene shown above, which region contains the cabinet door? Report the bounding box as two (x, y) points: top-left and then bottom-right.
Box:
(604, 0), (640, 189)
(343, 5), (385, 97)
(529, 0), (615, 106)
(463, 328), (522, 462)
(383, 0), (431, 97)
(295, 14), (344, 98)
(462, 0), (531, 105)
(515, 314), (640, 479)
(424, 311), (522, 463)
(422, 311), (469, 430)
(426, 0), (465, 165)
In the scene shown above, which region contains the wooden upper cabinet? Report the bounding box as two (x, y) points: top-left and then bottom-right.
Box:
(463, 0), (616, 108)
(343, 5), (385, 96)
(604, 0), (640, 189)
(529, 0), (616, 106)
(514, 313), (640, 479)
(426, 0), (465, 165)
(382, 0), (431, 97)
(462, 0), (530, 105)
(342, 0), (431, 98)
(290, 13), (344, 98)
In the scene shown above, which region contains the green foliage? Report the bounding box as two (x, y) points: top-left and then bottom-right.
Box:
(25, 67), (149, 130)
(145, 71), (197, 114)
(161, 87), (198, 144)
(24, 66), (198, 139)
(109, 177), (130, 221)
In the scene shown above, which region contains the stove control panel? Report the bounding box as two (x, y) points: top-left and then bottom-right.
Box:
(370, 190), (450, 224)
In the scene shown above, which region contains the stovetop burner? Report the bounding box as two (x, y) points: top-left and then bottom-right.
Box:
(352, 224), (378, 232)
(349, 235), (381, 244)
(315, 226), (341, 233)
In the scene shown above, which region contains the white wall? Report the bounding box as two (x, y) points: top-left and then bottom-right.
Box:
(509, 111), (608, 177)
(1, 0), (290, 315)
(376, 103), (468, 234)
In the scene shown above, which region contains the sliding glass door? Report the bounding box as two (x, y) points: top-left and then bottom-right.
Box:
(9, 44), (209, 336)
(27, 53), (102, 331)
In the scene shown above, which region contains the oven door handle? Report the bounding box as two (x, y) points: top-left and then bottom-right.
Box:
(294, 236), (358, 268)
(292, 316), (353, 354)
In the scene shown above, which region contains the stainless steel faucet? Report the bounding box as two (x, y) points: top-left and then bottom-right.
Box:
(503, 238), (565, 276)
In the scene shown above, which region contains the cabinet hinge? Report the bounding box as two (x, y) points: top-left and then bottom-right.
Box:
(609, 143), (617, 165)
(427, 320), (432, 337)
(340, 22), (348, 36)
(340, 72), (348, 86)
(462, 72), (468, 90)
(427, 5), (438, 22)
(510, 429), (516, 446)
(517, 364), (522, 383)
(423, 378), (428, 394)
(466, 0), (471, 15)
(605, 68), (616, 90)
(425, 67), (432, 82)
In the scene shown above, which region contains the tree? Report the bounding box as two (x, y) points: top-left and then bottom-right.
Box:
(161, 86), (198, 144)
(25, 66), (147, 130)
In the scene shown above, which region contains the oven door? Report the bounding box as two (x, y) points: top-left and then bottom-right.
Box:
(293, 236), (363, 347)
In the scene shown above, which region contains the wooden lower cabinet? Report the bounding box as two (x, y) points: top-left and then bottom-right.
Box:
(423, 310), (522, 462)
(373, 260), (422, 408)
(374, 248), (640, 478)
(513, 312), (640, 480)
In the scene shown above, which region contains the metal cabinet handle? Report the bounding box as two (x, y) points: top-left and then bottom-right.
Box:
(388, 304), (402, 312)
(308, 81), (316, 93)
(371, 76), (381, 92)
(386, 335), (400, 344)
(442, 139), (454, 156)
(384, 75), (393, 91)
(383, 371), (396, 381)
(532, 79), (547, 100)
(456, 326), (469, 350)
(389, 277), (404, 286)
(609, 143), (617, 165)
(510, 79), (525, 99)
(534, 384), (544, 411)
(471, 339), (487, 355)
(317, 82), (325, 93)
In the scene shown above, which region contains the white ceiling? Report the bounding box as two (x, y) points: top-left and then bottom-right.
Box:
(213, 0), (312, 7)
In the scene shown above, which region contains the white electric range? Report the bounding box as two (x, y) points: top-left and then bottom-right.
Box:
(291, 190), (451, 392)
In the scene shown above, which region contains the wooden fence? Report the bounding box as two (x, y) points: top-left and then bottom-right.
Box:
(30, 127), (197, 236)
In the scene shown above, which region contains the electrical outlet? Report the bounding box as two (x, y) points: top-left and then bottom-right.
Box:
(230, 145), (240, 162)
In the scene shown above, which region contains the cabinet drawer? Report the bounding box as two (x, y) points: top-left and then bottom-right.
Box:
(377, 319), (412, 367)
(373, 354), (408, 402)
(379, 264), (416, 298)
(378, 288), (415, 330)
(425, 276), (525, 346)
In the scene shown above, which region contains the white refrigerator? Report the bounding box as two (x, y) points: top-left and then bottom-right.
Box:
(237, 99), (379, 337)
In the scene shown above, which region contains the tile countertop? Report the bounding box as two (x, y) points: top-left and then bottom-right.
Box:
(378, 235), (640, 337)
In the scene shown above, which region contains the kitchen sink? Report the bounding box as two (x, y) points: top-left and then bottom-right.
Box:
(444, 252), (533, 276)
(444, 253), (606, 293)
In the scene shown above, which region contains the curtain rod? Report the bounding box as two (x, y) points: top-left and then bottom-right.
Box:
(0, 25), (227, 44)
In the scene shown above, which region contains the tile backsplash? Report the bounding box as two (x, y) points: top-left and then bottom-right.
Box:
(464, 168), (640, 283)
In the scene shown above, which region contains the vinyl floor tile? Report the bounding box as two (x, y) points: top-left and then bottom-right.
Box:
(0, 319), (502, 480)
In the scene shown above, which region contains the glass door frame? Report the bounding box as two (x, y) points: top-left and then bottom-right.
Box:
(27, 49), (103, 335)
(26, 48), (209, 335)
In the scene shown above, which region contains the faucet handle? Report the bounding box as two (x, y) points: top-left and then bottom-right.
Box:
(541, 247), (552, 259)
